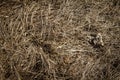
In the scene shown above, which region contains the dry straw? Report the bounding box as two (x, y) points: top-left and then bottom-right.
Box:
(0, 0), (120, 80)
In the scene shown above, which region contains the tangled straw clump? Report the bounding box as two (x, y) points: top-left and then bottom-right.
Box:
(0, 0), (120, 80)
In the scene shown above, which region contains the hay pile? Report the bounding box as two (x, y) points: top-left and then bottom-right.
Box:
(0, 0), (120, 80)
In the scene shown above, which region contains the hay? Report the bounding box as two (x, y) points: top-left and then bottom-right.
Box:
(0, 0), (120, 80)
